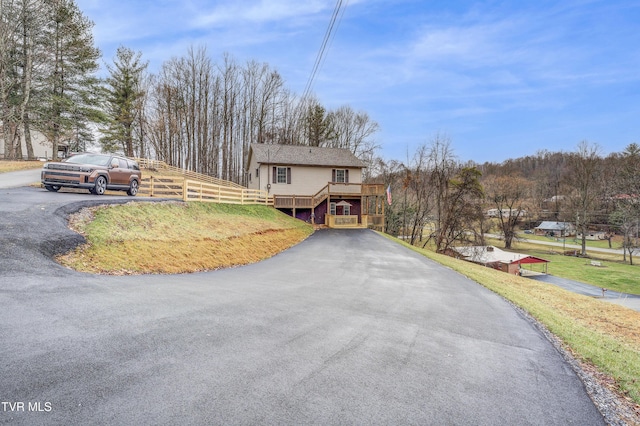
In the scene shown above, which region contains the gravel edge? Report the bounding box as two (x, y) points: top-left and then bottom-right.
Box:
(511, 302), (640, 425)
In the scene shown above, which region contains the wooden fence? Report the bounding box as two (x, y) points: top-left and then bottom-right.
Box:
(132, 158), (244, 189)
(137, 175), (273, 206)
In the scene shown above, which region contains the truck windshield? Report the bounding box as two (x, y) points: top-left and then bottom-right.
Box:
(64, 154), (111, 167)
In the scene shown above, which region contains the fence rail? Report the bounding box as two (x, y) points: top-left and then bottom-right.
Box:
(132, 158), (244, 189)
(138, 175), (273, 206)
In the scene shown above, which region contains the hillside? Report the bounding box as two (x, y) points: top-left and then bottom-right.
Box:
(59, 202), (314, 274)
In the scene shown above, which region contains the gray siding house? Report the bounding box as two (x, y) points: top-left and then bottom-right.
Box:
(534, 221), (576, 237)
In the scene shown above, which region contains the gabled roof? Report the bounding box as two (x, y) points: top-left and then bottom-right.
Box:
(535, 221), (574, 231)
(248, 143), (366, 169)
(450, 246), (549, 265)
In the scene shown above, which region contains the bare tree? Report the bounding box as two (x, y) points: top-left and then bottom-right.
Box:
(428, 133), (458, 243)
(484, 174), (532, 249)
(566, 141), (603, 256)
(328, 105), (379, 179)
(142, 49), (380, 185)
(611, 143), (640, 264)
(434, 166), (484, 253)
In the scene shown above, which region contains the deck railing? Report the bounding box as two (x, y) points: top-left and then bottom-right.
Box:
(273, 182), (385, 209)
(327, 215), (361, 228)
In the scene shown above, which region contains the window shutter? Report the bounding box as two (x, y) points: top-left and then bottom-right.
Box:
(272, 166), (276, 184)
(287, 167), (291, 184)
(345, 169), (349, 183)
(332, 169), (336, 182)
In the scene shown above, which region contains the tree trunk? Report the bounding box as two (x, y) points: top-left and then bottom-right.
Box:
(24, 114), (34, 159)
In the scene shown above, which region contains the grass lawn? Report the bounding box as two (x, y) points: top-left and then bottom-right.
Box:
(518, 248), (640, 294)
(486, 238), (640, 295)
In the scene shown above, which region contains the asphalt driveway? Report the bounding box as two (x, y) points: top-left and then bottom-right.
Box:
(0, 185), (606, 425)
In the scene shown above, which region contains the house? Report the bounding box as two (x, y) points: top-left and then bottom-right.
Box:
(447, 245), (549, 275)
(0, 130), (68, 160)
(245, 143), (386, 229)
(577, 231), (607, 241)
(487, 208), (528, 218)
(534, 221), (575, 237)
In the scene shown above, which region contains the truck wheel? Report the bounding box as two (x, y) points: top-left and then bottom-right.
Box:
(127, 180), (139, 196)
(94, 176), (107, 195)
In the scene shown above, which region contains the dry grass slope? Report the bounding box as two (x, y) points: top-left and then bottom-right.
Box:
(0, 160), (44, 173)
(59, 202), (313, 274)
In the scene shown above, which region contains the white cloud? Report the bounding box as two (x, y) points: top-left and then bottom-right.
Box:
(410, 24), (504, 64)
(193, 0), (330, 28)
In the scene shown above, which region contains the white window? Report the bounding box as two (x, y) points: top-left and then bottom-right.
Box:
(330, 202), (336, 215)
(344, 205), (350, 215)
(277, 167), (287, 184)
(332, 169), (349, 183)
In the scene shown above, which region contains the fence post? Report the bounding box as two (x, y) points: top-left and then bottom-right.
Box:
(150, 176), (154, 197)
(183, 179), (188, 202)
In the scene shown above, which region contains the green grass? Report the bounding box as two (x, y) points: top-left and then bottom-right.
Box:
(483, 237), (640, 295)
(519, 248), (640, 294)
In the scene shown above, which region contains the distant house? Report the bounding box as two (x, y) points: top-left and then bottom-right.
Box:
(447, 245), (549, 275)
(0, 130), (67, 160)
(245, 143), (386, 229)
(487, 208), (527, 218)
(534, 221), (575, 237)
(577, 231), (607, 241)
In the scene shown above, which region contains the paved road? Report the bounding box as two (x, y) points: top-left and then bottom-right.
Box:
(0, 167), (42, 188)
(486, 233), (625, 255)
(529, 274), (640, 312)
(520, 237), (625, 256)
(0, 184), (606, 425)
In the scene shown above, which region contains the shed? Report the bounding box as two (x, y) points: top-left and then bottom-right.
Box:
(448, 246), (549, 275)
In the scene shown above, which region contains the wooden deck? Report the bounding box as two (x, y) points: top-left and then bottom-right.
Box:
(273, 183), (385, 209)
(272, 183), (386, 230)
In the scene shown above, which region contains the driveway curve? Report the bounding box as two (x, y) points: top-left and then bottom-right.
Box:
(0, 185), (605, 425)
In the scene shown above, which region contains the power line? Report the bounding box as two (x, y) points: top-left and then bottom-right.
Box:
(300, 0), (348, 106)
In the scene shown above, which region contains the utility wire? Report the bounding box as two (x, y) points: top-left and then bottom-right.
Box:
(300, 0), (347, 106)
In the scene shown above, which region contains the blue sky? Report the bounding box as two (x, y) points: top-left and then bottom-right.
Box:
(76, 0), (640, 163)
